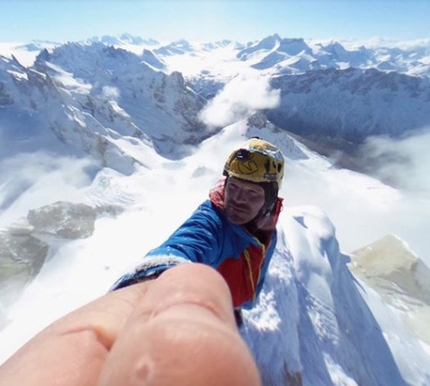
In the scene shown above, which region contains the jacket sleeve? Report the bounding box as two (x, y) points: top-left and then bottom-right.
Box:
(146, 200), (224, 265)
(109, 200), (224, 291)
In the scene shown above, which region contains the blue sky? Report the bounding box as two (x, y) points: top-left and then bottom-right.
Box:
(1, 0), (429, 43)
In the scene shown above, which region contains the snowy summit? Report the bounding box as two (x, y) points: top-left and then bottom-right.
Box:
(0, 34), (430, 385)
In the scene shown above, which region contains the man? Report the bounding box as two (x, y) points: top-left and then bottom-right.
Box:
(0, 138), (283, 386)
(111, 137), (284, 322)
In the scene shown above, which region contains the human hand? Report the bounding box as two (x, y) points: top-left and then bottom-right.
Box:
(0, 264), (261, 386)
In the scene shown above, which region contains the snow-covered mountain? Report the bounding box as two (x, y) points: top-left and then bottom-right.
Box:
(234, 34), (430, 78)
(2, 33), (430, 156)
(0, 119), (429, 385)
(1, 34), (430, 385)
(268, 68), (430, 141)
(0, 43), (212, 172)
(4, 33), (430, 79)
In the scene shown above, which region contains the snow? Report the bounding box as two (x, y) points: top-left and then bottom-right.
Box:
(1, 35), (430, 385)
(0, 43), (40, 67)
(46, 62), (92, 94)
(0, 121), (429, 384)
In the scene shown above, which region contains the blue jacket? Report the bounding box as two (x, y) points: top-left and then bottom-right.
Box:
(111, 181), (282, 309)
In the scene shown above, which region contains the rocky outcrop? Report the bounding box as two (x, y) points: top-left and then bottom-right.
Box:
(27, 202), (97, 240)
(349, 234), (430, 345)
(0, 201), (121, 327)
(0, 228), (48, 307)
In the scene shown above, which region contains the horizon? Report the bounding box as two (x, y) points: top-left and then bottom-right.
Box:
(1, 0), (430, 44)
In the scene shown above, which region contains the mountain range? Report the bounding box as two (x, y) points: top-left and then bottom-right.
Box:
(1, 33), (430, 385)
(2, 33), (430, 176)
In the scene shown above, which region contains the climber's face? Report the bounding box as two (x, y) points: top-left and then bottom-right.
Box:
(224, 177), (265, 225)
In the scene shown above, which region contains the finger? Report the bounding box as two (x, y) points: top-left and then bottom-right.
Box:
(98, 263), (261, 386)
(0, 282), (149, 386)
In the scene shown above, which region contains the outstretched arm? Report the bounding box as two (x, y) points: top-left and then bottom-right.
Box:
(110, 201), (224, 291)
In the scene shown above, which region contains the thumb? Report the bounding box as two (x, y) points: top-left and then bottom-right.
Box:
(97, 263), (261, 386)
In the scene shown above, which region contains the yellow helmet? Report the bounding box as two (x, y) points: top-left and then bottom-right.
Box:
(223, 137), (284, 189)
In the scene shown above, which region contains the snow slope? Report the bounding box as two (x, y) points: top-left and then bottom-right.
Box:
(1, 34), (430, 385)
(0, 121), (429, 385)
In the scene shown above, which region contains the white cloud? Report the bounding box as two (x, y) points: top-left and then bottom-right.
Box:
(0, 152), (95, 227)
(199, 71), (280, 128)
(359, 127), (430, 194)
(102, 86), (120, 100)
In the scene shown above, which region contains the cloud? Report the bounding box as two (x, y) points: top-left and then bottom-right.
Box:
(102, 86), (120, 100)
(199, 71), (280, 128)
(0, 152), (96, 227)
(359, 127), (430, 194)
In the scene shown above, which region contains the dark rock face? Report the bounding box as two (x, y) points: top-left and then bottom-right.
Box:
(0, 230), (49, 307)
(27, 202), (97, 240)
(0, 201), (104, 326)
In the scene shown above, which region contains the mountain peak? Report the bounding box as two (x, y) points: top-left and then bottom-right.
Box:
(86, 34), (160, 47)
